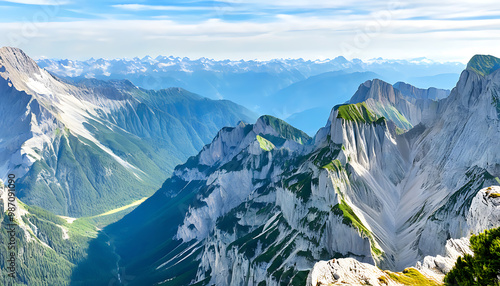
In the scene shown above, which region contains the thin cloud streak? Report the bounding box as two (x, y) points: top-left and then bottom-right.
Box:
(1, 16), (500, 62)
(0, 0), (499, 61)
(112, 4), (212, 12)
(0, 0), (68, 5)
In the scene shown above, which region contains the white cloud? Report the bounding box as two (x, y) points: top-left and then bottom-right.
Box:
(1, 0), (500, 62)
(0, 16), (499, 62)
(112, 4), (210, 11)
(0, 0), (67, 5)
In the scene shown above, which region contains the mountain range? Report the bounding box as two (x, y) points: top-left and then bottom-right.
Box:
(1, 48), (499, 286)
(37, 55), (464, 134)
(68, 55), (500, 285)
(0, 47), (256, 217)
(36, 56), (464, 94)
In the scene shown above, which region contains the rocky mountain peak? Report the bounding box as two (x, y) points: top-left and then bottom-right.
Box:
(0, 47), (41, 79)
(0, 46), (71, 99)
(349, 79), (399, 104)
(439, 57), (500, 116)
(254, 115), (311, 145)
(466, 54), (500, 77)
(194, 115), (311, 168)
(342, 78), (453, 131)
(334, 102), (383, 124)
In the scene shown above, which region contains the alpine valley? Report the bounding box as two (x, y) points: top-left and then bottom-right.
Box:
(0, 46), (255, 285)
(1, 46), (500, 286)
(0, 47), (256, 217)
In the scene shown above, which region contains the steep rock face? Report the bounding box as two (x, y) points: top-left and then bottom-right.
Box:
(189, 110), (416, 285)
(321, 105), (408, 270)
(307, 258), (403, 286)
(467, 186), (500, 233)
(348, 79), (443, 130)
(409, 67), (500, 265)
(0, 47), (255, 216)
(193, 56), (498, 280)
(310, 185), (500, 286)
(90, 116), (340, 286)
(331, 67), (500, 270)
(416, 237), (472, 280)
(82, 112), (400, 286)
(0, 47), (67, 179)
(418, 186), (500, 278)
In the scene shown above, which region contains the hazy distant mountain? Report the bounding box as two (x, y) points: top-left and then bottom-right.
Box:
(266, 71), (379, 117)
(407, 73), (462, 90)
(0, 47), (256, 217)
(286, 106), (333, 136)
(285, 77), (450, 135)
(71, 55), (500, 286)
(37, 56), (309, 111)
(37, 56), (464, 113)
(266, 71), (379, 135)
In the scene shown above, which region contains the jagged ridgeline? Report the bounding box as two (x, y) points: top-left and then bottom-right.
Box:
(0, 47), (256, 217)
(71, 54), (500, 286)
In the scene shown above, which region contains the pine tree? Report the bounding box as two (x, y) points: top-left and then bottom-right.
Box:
(445, 227), (500, 286)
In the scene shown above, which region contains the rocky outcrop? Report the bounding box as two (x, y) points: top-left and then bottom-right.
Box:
(308, 258), (402, 286)
(347, 79), (443, 130)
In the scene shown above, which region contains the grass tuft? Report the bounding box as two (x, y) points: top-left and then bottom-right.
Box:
(385, 268), (440, 286)
(336, 102), (382, 124)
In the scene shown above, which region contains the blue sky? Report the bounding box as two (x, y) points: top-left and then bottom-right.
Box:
(0, 0), (499, 61)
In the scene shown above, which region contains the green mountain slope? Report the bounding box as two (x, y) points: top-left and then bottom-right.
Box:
(0, 198), (96, 286)
(0, 48), (256, 217)
(467, 55), (500, 76)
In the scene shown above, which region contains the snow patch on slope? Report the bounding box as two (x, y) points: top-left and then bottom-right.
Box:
(0, 48), (143, 180)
